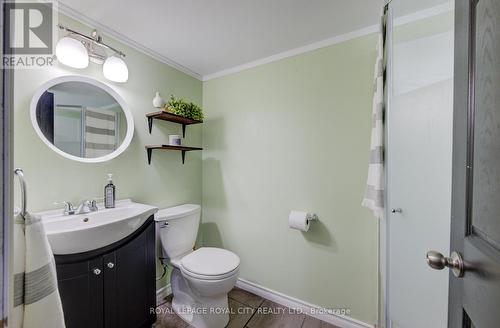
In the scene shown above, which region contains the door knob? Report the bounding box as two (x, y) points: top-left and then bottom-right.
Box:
(391, 208), (402, 213)
(93, 268), (101, 275)
(107, 262), (115, 269)
(426, 250), (464, 278)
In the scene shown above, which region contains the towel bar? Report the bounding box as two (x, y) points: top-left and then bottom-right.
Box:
(14, 168), (27, 217)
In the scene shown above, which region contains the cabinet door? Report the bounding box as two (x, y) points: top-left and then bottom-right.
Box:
(103, 222), (156, 328)
(56, 258), (103, 328)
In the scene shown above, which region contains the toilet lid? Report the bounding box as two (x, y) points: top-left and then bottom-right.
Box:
(181, 247), (240, 276)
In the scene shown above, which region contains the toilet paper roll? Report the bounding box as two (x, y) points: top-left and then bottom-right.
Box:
(288, 210), (310, 232)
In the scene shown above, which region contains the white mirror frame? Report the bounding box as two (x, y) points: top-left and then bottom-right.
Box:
(30, 75), (134, 163)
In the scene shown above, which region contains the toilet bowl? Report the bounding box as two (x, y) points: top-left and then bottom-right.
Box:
(156, 205), (240, 328)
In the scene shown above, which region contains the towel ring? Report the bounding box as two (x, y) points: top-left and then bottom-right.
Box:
(14, 168), (27, 217)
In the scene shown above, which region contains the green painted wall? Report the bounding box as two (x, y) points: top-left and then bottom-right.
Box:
(14, 11), (380, 324)
(13, 13), (202, 288)
(202, 35), (379, 324)
(14, 13), (202, 210)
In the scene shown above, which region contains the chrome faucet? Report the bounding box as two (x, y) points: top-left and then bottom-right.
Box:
(60, 201), (75, 215)
(57, 199), (99, 215)
(76, 199), (99, 214)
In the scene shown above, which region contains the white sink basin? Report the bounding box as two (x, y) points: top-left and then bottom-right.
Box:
(39, 199), (158, 255)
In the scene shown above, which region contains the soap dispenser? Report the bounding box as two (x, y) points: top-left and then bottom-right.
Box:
(104, 173), (116, 208)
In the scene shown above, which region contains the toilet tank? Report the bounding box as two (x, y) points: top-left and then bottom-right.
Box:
(155, 204), (201, 260)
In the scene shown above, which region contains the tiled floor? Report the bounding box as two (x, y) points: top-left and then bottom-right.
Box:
(153, 287), (340, 328)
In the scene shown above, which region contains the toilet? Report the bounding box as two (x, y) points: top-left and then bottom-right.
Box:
(156, 204), (240, 328)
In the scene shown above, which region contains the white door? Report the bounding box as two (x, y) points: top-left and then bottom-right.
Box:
(387, 1), (454, 327)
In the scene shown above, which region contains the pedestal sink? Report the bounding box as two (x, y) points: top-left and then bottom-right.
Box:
(39, 199), (158, 254)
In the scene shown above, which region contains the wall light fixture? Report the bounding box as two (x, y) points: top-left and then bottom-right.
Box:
(56, 25), (128, 83)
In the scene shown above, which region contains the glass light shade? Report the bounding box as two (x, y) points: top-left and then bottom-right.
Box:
(55, 36), (89, 69)
(103, 56), (129, 82)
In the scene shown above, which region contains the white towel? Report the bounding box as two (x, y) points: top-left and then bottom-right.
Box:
(362, 28), (385, 219)
(13, 212), (66, 328)
(12, 214), (25, 328)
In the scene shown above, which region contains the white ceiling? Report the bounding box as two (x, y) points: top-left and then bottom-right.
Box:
(58, 0), (452, 80)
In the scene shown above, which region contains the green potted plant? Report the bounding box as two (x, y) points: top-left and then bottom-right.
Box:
(163, 95), (204, 121)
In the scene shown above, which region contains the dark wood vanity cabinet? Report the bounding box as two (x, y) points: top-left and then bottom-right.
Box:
(54, 217), (156, 328)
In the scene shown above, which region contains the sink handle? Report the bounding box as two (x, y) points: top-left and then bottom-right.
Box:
(89, 197), (104, 211)
(90, 200), (98, 211)
(54, 201), (75, 215)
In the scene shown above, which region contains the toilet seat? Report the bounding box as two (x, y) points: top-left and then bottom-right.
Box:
(181, 265), (239, 280)
(179, 247), (240, 281)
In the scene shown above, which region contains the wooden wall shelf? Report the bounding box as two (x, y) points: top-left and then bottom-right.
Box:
(146, 111), (202, 137)
(145, 145), (203, 164)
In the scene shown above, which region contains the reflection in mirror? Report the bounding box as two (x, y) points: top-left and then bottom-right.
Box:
(35, 81), (127, 158)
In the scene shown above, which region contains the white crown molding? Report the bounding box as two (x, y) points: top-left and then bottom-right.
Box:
(55, 1), (453, 83)
(236, 278), (374, 328)
(393, 1), (454, 27)
(203, 1), (454, 81)
(202, 24), (379, 81)
(56, 2), (203, 81)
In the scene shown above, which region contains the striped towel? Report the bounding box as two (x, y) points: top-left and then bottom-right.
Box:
(84, 108), (118, 158)
(13, 212), (65, 328)
(362, 25), (386, 219)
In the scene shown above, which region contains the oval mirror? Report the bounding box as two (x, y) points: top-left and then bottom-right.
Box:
(30, 76), (134, 163)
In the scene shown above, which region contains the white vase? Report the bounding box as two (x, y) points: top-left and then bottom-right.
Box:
(153, 92), (165, 108)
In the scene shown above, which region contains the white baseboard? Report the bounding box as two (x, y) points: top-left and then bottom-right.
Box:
(236, 278), (374, 328)
(156, 284), (172, 305)
(157, 279), (373, 328)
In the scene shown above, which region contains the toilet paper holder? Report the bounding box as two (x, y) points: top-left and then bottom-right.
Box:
(306, 213), (319, 223)
(288, 210), (319, 232)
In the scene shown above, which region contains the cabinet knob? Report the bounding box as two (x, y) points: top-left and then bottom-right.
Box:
(93, 268), (101, 275)
(107, 262), (115, 269)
